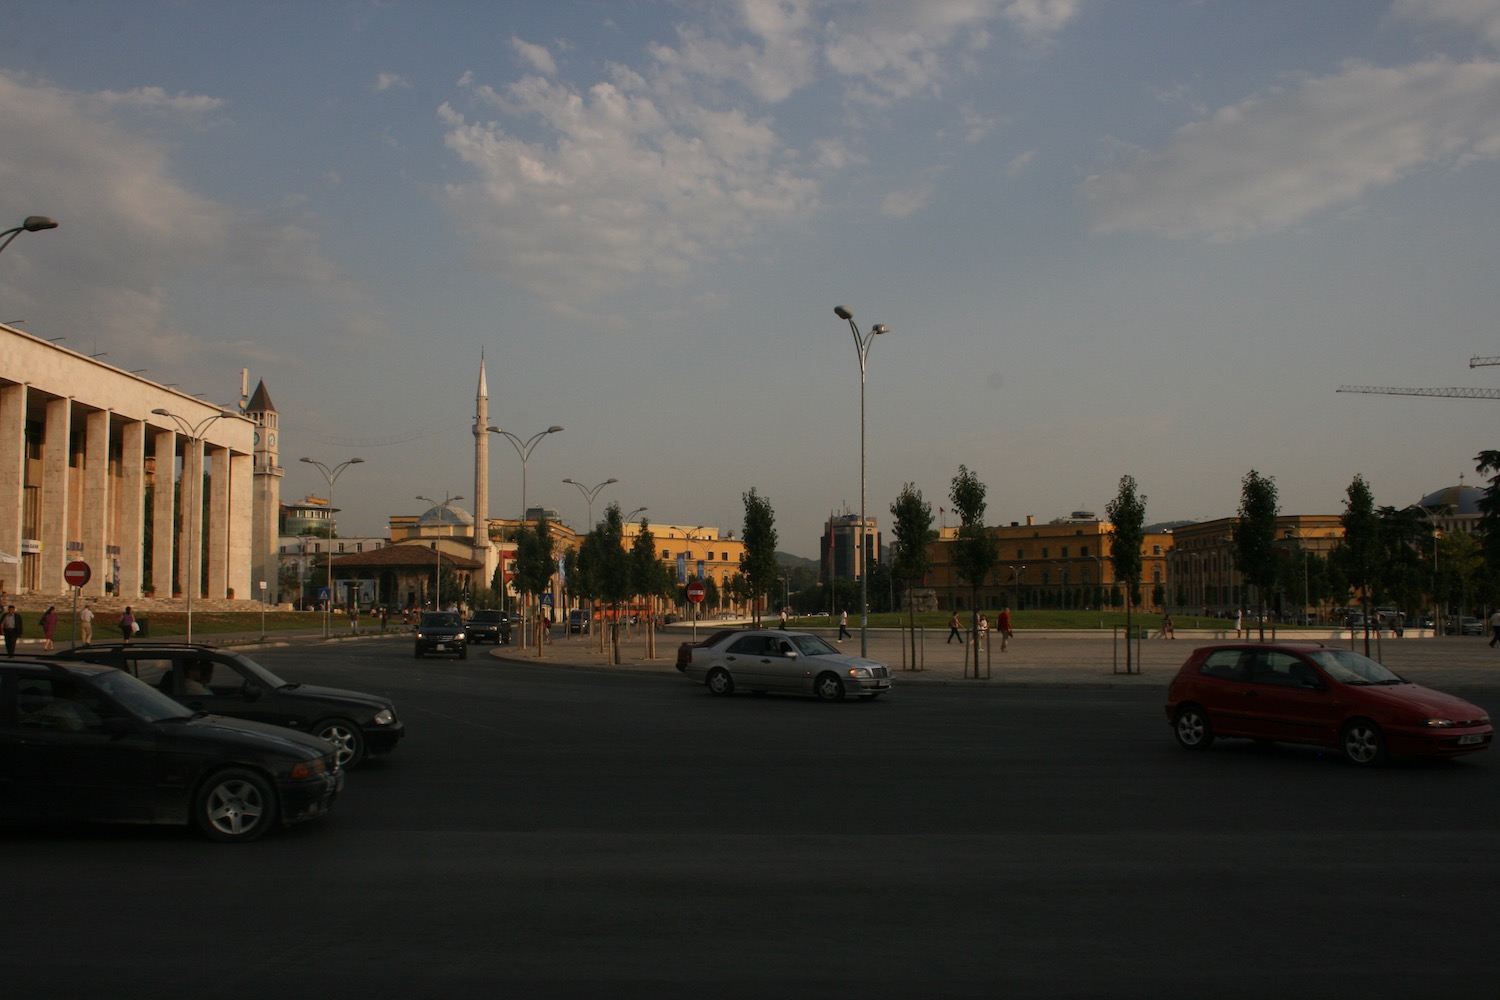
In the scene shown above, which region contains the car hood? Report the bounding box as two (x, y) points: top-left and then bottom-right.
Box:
(160, 714), (331, 757)
(283, 683), (394, 712)
(806, 652), (886, 672)
(1354, 683), (1488, 721)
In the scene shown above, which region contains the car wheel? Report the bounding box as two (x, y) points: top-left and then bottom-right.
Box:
(195, 768), (277, 843)
(315, 717), (365, 769)
(1340, 719), (1387, 766)
(814, 672), (845, 702)
(706, 667), (735, 696)
(1173, 704), (1214, 750)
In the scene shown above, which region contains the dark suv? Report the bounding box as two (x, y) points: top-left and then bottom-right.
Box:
(466, 609), (512, 645)
(64, 642), (404, 769)
(414, 612), (467, 659)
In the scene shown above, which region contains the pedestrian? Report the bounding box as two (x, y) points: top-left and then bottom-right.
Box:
(349, 604), (360, 633)
(380, 606), (389, 633)
(1234, 608), (1243, 638)
(978, 613), (989, 650)
(40, 605), (58, 651)
(2, 604), (21, 656)
(1490, 608), (1500, 648)
(120, 605), (136, 642)
(996, 606), (1013, 652)
(779, 607), (788, 630)
(79, 601), (95, 644)
(838, 607), (851, 642)
(1160, 614), (1175, 640)
(946, 612), (962, 644)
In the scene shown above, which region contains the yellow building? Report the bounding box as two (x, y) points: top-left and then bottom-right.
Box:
(1167, 514), (1342, 616)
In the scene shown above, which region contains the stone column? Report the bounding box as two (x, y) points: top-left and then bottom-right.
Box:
(206, 443), (229, 601)
(40, 397), (73, 595)
(117, 419), (146, 599)
(152, 429), (177, 599)
(0, 382), (25, 595)
(228, 450), (253, 601)
(82, 409), (111, 598)
(178, 438), (203, 600)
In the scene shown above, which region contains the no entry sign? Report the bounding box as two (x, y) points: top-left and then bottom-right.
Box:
(64, 560), (91, 588)
(686, 581), (705, 603)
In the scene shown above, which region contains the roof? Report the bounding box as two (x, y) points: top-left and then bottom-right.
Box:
(246, 379), (276, 414)
(1417, 485), (1483, 517)
(331, 544), (482, 570)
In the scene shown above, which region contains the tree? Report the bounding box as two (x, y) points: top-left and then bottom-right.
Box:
(1233, 470), (1280, 640)
(949, 465), (997, 677)
(1334, 475), (1379, 654)
(740, 488), (779, 625)
(1474, 450), (1500, 576)
(629, 520), (668, 656)
(890, 483), (936, 667)
(1105, 475), (1147, 673)
(511, 519), (556, 654)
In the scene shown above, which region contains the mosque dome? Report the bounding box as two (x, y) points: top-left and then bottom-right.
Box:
(417, 503), (474, 527)
(1415, 484), (1483, 516)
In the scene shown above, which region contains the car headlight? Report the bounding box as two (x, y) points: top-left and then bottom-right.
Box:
(1424, 718), (1456, 728)
(847, 666), (872, 678)
(415, 631), (426, 639)
(372, 708), (394, 726)
(289, 758), (329, 779)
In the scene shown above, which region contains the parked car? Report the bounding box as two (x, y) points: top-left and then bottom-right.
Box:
(64, 642), (405, 769)
(414, 612), (467, 660)
(1165, 642), (1492, 765)
(1446, 616), (1485, 636)
(0, 659), (342, 842)
(676, 629), (741, 672)
(466, 609), (512, 645)
(680, 629), (892, 701)
(567, 609), (591, 634)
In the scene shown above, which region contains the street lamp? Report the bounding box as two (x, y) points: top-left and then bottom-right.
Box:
(562, 477), (618, 529)
(487, 425), (563, 522)
(0, 215), (57, 256)
(151, 407), (236, 642)
(416, 492), (464, 610)
(835, 305), (889, 657)
(624, 506), (649, 524)
(301, 457), (364, 637)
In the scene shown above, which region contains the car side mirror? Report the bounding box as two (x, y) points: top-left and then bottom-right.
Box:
(241, 686), (263, 702)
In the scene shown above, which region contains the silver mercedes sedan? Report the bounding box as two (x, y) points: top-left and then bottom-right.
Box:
(680, 629), (892, 701)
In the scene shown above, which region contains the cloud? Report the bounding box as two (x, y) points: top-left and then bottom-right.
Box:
(1392, 0), (1500, 49)
(1084, 57), (1500, 240)
(510, 36), (557, 77)
(881, 184), (933, 217)
(374, 72), (409, 92)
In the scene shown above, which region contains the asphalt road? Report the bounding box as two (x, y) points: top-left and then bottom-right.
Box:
(4, 639), (1498, 998)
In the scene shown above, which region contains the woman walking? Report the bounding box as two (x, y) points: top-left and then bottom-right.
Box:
(40, 605), (58, 651)
(120, 606), (136, 642)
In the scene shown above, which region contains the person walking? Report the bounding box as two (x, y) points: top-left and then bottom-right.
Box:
(838, 608), (851, 642)
(978, 613), (989, 651)
(1160, 613), (1175, 640)
(1234, 608), (1243, 638)
(78, 602), (95, 644)
(1489, 608), (1500, 648)
(39, 605), (58, 651)
(779, 607), (788, 630)
(996, 606), (1013, 652)
(946, 612), (963, 644)
(2, 604), (21, 656)
(349, 604), (360, 633)
(120, 606), (136, 642)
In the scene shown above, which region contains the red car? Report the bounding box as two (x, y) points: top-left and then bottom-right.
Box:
(1165, 642), (1492, 766)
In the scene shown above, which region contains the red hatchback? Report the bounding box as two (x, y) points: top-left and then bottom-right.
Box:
(1165, 643), (1492, 766)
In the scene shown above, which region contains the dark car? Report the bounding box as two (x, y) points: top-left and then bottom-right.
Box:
(567, 609), (591, 634)
(1165, 642), (1492, 766)
(414, 612), (467, 660)
(64, 642), (404, 769)
(0, 659), (341, 842)
(466, 609), (512, 645)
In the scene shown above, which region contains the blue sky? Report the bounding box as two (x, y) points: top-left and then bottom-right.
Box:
(4, 0), (1500, 557)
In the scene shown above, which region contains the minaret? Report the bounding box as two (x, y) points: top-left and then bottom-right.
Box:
(472, 353), (495, 583)
(246, 379), (284, 604)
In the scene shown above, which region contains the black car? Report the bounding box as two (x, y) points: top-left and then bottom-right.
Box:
(64, 642), (404, 769)
(466, 609), (512, 645)
(414, 612), (467, 659)
(0, 659), (341, 842)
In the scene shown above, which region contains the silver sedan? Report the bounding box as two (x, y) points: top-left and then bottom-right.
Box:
(681, 629), (892, 701)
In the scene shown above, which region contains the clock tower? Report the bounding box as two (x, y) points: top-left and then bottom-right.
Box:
(245, 379), (284, 604)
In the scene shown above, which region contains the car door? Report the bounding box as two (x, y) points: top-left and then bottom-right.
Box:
(1190, 647), (1258, 738)
(721, 635), (778, 689)
(168, 654), (286, 728)
(1245, 650), (1340, 744)
(764, 636), (811, 694)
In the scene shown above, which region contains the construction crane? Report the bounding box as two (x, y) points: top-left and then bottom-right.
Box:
(1338, 354), (1500, 400)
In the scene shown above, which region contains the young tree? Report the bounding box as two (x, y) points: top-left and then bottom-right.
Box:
(1105, 475), (1147, 673)
(511, 519), (556, 655)
(1233, 470), (1280, 640)
(890, 483), (936, 667)
(740, 488), (779, 625)
(1335, 475), (1379, 654)
(949, 465), (997, 677)
(629, 521), (661, 656)
(1474, 450), (1500, 576)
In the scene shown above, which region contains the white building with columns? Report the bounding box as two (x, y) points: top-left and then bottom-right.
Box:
(1, 323), (261, 601)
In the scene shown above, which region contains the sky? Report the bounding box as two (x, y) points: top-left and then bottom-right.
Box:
(4, 0), (1500, 558)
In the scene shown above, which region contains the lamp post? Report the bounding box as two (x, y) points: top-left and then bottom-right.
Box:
(834, 305), (889, 657)
(486, 425), (563, 522)
(0, 215), (57, 256)
(624, 506), (649, 524)
(300, 457), (364, 638)
(151, 407), (236, 643)
(416, 492), (464, 610)
(562, 477), (618, 529)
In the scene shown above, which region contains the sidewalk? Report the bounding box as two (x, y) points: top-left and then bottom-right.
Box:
(487, 626), (1500, 689)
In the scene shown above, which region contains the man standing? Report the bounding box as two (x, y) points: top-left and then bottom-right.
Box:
(79, 602), (95, 645)
(2, 604), (21, 656)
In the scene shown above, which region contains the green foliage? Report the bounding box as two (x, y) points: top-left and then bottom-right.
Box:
(1232, 470), (1280, 616)
(740, 488), (779, 621)
(512, 519), (556, 599)
(889, 482), (936, 614)
(1475, 450), (1500, 575)
(948, 466), (997, 591)
(584, 503), (632, 607)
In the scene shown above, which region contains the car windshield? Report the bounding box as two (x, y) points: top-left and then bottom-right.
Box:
(471, 611), (503, 622)
(787, 634), (840, 656)
(90, 669), (194, 723)
(1306, 648), (1406, 686)
(224, 651), (291, 689)
(423, 613), (462, 628)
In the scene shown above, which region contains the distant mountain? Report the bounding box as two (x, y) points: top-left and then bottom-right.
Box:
(1147, 520), (1198, 533)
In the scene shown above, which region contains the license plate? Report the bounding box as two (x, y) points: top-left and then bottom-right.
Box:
(434, 642), (446, 650)
(1458, 734), (1483, 746)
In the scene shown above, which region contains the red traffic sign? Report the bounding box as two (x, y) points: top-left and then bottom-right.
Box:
(686, 581), (706, 603)
(64, 560), (91, 588)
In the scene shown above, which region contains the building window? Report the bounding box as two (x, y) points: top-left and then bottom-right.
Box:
(662, 549), (670, 559)
(1041, 547), (1049, 558)
(1061, 546), (1069, 558)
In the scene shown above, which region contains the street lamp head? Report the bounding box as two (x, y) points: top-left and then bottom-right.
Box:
(22, 216), (58, 233)
(300, 457), (315, 464)
(485, 425), (500, 433)
(562, 478), (578, 486)
(151, 408), (170, 416)
(547, 425), (564, 434)
(349, 457), (365, 465)
(872, 324), (890, 335)
(605, 477), (618, 485)
(834, 305), (853, 320)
